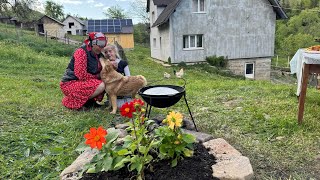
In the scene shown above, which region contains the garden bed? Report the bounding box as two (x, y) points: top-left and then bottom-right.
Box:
(81, 143), (218, 180)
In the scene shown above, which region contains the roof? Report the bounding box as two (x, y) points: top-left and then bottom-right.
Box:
(151, 0), (287, 27)
(267, 0), (288, 19)
(87, 19), (133, 34)
(65, 15), (86, 26)
(146, 0), (172, 12)
(152, 0), (181, 27)
(39, 15), (64, 26)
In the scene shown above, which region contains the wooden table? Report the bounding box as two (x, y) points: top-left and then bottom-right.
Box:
(298, 63), (320, 124)
(290, 49), (320, 124)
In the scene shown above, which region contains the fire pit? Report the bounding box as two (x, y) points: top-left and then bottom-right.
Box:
(138, 81), (198, 131)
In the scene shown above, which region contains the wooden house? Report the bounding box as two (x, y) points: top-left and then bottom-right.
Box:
(87, 19), (134, 49)
(36, 15), (65, 38)
(63, 15), (87, 35)
(147, 0), (287, 80)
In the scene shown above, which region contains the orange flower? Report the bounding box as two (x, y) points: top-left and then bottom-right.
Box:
(120, 102), (135, 118)
(84, 126), (107, 150)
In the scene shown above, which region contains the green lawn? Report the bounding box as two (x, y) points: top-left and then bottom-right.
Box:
(0, 23), (319, 180)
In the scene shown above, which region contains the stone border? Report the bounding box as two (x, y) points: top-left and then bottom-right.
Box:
(60, 120), (254, 180)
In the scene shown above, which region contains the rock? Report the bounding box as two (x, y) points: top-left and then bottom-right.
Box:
(182, 117), (196, 131)
(182, 129), (213, 143)
(116, 129), (127, 138)
(115, 123), (129, 129)
(212, 156), (254, 180)
(203, 138), (242, 158)
(60, 148), (99, 180)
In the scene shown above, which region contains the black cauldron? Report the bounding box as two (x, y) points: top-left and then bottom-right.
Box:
(138, 85), (185, 108)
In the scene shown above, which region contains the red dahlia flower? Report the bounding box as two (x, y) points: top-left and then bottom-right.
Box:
(120, 102), (135, 118)
(84, 126), (107, 150)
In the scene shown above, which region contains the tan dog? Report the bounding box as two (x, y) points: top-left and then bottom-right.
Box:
(100, 58), (147, 114)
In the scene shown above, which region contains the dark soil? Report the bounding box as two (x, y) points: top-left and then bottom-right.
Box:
(81, 143), (219, 180)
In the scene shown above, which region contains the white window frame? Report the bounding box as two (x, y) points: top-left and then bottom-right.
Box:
(153, 38), (156, 48)
(183, 34), (203, 50)
(193, 0), (205, 13)
(245, 63), (255, 79)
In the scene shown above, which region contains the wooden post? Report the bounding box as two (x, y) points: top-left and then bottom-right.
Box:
(287, 56), (290, 67)
(276, 55), (279, 67)
(298, 63), (310, 124)
(45, 31), (47, 43)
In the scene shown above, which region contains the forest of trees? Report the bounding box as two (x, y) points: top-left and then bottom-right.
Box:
(276, 0), (320, 56)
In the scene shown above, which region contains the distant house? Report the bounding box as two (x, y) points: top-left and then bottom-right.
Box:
(63, 15), (87, 35)
(147, 0), (287, 80)
(87, 19), (134, 49)
(36, 15), (65, 38)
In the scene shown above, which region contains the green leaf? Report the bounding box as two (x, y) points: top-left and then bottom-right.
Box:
(114, 157), (131, 169)
(129, 161), (139, 171)
(86, 167), (96, 173)
(182, 134), (196, 144)
(138, 146), (147, 154)
(183, 149), (194, 157)
(106, 128), (119, 144)
(102, 156), (113, 171)
(171, 157), (178, 167)
(145, 155), (153, 163)
(117, 149), (130, 155)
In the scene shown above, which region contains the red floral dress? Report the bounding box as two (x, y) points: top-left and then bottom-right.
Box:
(60, 47), (104, 109)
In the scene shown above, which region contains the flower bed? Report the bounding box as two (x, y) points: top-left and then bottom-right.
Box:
(61, 99), (254, 180)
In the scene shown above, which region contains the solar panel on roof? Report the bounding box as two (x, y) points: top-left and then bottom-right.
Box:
(115, 26), (121, 33)
(88, 27), (94, 32)
(107, 19), (113, 25)
(95, 26), (101, 32)
(101, 20), (107, 25)
(114, 19), (120, 25)
(120, 19), (126, 25)
(88, 20), (94, 25)
(108, 26), (115, 33)
(94, 20), (101, 25)
(127, 19), (133, 25)
(101, 26), (108, 33)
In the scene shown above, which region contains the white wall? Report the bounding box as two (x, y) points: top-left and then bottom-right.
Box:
(63, 16), (84, 35)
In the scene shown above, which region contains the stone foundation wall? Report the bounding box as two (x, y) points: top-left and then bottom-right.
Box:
(227, 58), (271, 80)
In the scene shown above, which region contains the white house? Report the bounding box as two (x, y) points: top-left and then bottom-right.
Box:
(63, 15), (86, 35)
(147, 0), (287, 80)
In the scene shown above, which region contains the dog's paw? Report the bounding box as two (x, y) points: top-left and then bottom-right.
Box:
(110, 111), (117, 114)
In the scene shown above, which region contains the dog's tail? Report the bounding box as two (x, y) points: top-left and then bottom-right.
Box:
(137, 75), (147, 87)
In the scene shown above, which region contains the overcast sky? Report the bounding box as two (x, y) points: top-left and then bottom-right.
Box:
(34, 0), (145, 24)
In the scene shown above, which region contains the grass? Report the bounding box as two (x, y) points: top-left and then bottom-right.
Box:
(0, 23), (320, 179)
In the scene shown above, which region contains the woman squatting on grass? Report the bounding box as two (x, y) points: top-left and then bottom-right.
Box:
(60, 32), (108, 110)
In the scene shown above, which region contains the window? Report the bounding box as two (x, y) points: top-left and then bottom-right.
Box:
(68, 22), (74, 28)
(245, 63), (254, 79)
(183, 35), (203, 49)
(153, 38), (156, 48)
(193, 0), (205, 12)
(152, 11), (155, 23)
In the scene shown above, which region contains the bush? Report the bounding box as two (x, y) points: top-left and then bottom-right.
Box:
(206, 55), (227, 68)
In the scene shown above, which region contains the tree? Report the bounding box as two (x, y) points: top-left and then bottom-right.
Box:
(133, 23), (149, 45)
(130, 0), (149, 24)
(0, 0), (36, 21)
(45, 1), (64, 21)
(103, 5), (127, 19)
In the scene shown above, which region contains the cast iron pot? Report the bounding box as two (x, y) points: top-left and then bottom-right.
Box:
(138, 85), (185, 108)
